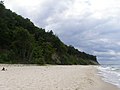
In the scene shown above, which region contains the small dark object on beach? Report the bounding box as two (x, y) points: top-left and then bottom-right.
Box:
(1, 67), (6, 71)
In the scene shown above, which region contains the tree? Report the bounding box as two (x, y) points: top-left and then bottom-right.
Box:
(0, 1), (4, 5)
(32, 46), (45, 65)
(10, 27), (35, 63)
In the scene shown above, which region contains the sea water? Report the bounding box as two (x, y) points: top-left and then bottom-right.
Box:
(97, 64), (120, 88)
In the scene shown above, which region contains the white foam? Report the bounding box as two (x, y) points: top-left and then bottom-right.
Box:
(97, 66), (120, 88)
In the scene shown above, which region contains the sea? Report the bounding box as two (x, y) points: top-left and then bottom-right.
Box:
(97, 64), (120, 88)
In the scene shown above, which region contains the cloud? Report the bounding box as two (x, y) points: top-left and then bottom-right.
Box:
(4, 0), (120, 64)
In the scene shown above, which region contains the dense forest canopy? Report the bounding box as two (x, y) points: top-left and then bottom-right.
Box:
(0, 3), (99, 65)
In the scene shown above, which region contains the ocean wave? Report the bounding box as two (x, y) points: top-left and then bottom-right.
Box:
(97, 65), (120, 88)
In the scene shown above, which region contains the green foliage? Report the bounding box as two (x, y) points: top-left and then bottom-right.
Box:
(31, 46), (45, 64)
(0, 4), (98, 65)
(0, 53), (8, 63)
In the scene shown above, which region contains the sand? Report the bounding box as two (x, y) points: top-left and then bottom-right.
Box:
(0, 64), (119, 90)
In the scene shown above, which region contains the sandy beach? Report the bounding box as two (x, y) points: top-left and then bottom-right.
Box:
(0, 65), (119, 90)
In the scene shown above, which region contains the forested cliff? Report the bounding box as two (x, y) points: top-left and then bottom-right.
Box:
(0, 3), (99, 65)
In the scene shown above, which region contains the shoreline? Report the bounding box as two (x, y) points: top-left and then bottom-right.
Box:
(93, 66), (119, 90)
(0, 65), (119, 90)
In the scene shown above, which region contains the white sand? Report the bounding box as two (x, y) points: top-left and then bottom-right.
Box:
(0, 65), (119, 90)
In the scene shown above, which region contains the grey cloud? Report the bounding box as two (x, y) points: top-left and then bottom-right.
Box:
(31, 0), (73, 27)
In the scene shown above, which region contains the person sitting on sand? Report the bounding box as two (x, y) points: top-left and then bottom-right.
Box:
(1, 67), (6, 71)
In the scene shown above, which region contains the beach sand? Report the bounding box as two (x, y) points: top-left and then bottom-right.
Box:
(0, 65), (119, 90)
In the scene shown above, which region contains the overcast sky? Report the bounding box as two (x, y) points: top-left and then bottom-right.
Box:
(4, 0), (120, 64)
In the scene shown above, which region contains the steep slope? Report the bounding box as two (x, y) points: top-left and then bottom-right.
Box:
(0, 3), (99, 65)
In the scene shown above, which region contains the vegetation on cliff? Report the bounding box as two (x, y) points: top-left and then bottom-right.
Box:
(0, 3), (98, 65)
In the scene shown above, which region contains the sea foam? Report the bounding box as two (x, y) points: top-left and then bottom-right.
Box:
(97, 65), (120, 88)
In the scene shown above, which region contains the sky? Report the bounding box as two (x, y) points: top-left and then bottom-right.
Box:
(4, 0), (120, 64)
